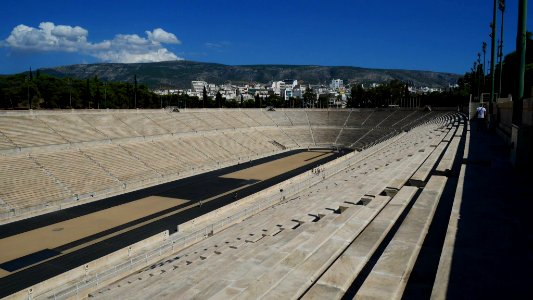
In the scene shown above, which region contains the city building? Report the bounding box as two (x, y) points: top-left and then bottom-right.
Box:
(330, 79), (344, 90)
(191, 81), (207, 94)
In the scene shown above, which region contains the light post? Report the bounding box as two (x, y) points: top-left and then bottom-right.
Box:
(498, 0), (505, 96)
(482, 42), (487, 75)
(473, 61), (480, 100)
(511, 0), (527, 166)
(513, 0), (527, 127)
(489, 0), (497, 120)
(477, 53), (482, 97)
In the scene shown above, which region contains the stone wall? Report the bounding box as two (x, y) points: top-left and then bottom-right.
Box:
(495, 98), (533, 168)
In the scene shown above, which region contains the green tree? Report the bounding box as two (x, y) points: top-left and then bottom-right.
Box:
(134, 74), (138, 108)
(202, 86), (208, 108)
(216, 91), (223, 108)
(318, 94), (329, 108)
(349, 84), (364, 108)
(303, 86), (316, 108)
(83, 78), (92, 108)
(243, 99), (256, 108)
(225, 98), (238, 108)
(95, 76), (102, 109)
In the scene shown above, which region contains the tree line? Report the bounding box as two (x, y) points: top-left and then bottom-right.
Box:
(346, 79), (468, 108)
(0, 71), (166, 109)
(0, 70), (471, 110)
(0, 71), (295, 110)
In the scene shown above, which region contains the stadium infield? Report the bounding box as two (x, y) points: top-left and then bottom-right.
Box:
(0, 148), (346, 298)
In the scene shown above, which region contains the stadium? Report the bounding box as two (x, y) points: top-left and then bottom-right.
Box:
(0, 108), (530, 299)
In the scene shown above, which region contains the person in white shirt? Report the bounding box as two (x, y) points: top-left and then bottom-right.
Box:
(476, 103), (487, 131)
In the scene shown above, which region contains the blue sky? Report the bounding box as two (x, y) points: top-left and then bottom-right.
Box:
(0, 0), (531, 75)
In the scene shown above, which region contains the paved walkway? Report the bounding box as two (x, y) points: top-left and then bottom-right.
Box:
(442, 121), (533, 299)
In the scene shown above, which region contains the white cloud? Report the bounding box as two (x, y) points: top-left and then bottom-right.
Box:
(146, 28), (180, 44)
(4, 22), (89, 52)
(94, 47), (179, 63)
(51, 25), (88, 40)
(1, 22), (183, 63)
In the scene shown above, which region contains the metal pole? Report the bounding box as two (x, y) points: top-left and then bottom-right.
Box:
(489, 0), (497, 119)
(477, 53), (482, 95)
(498, 0), (505, 97)
(513, 0), (527, 126)
(483, 42), (487, 76)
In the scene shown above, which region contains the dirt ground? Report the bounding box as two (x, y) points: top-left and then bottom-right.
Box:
(222, 150), (333, 180)
(0, 197), (187, 272)
(0, 149), (334, 277)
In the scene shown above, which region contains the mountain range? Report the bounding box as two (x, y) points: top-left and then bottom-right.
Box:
(39, 60), (460, 89)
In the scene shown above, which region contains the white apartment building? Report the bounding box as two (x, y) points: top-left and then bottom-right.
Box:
(330, 79), (344, 90)
(208, 83), (217, 92)
(192, 81), (207, 93)
(220, 89), (237, 100)
(271, 81), (286, 96)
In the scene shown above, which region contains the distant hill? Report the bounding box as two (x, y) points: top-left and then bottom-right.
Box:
(39, 60), (460, 89)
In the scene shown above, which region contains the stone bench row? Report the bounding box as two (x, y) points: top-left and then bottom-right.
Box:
(311, 117), (463, 299)
(89, 119), (452, 299)
(0, 132), (295, 223)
